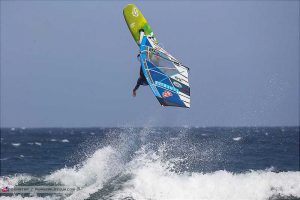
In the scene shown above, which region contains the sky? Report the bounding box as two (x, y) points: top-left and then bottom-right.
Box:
(1, 1), (299, 127)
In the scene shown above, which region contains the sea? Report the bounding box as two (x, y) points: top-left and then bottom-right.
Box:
(0, 127), (299, 200)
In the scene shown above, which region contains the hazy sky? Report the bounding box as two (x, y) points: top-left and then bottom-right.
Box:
(1, 1), (299, 127)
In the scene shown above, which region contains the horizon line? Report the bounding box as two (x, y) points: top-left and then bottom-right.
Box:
(0, 125), (299, 129)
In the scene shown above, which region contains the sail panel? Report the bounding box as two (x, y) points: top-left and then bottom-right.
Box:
(140, 36), (190, 108)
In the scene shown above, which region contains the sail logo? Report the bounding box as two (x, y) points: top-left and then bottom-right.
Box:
(132, 7), (139, 17)
(155, 81), (179, 93)
(130, 22), (135, 28)
(162, 90), (173, 98)
(173, 81), (182, 88)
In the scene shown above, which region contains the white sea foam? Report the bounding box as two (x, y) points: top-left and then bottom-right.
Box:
(46, 146), (124, 200)
(35, 142), (42, 146)
(12, 143), (21, 147)
(113, 150), (300, 200)
(50, 139), (57, 142)
(233, 137), (242, 141)
(61, 139), (69, 143)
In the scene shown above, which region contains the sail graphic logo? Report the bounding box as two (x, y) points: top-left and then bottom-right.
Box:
(130, 22), (135, 28)
(162, 90), (173, 98)
(132, 7), (139, 17)
(173, 81), (182, 88)
(155, 81), (179, 93)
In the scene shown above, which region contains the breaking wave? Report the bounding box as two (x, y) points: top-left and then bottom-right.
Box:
(1, 128), (299, 200)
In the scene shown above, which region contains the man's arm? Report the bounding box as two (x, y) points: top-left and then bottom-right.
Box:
(132, 84), (139, 97)
(133, 83), (140, 91)
(132, 77), (142, 97)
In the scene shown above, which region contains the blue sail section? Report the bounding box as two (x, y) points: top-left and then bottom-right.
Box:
(139, 36), (189, 108)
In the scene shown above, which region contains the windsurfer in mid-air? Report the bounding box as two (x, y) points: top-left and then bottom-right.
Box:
(132, 53), (148, 97)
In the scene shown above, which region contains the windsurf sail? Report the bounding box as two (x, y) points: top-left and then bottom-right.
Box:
(139, 35), (190, 108)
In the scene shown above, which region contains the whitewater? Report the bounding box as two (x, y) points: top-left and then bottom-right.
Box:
(1, 127), (299, 200)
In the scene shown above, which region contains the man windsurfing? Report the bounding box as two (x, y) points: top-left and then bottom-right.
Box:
(132, 53), (148, 97)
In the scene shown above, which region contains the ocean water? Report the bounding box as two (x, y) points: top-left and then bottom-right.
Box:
(0, 127), (299, 200)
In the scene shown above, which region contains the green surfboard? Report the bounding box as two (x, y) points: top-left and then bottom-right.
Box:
(123, 4), (155, 44)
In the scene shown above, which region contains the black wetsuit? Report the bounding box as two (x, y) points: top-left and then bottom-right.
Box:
(133, 67), (148, 92)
